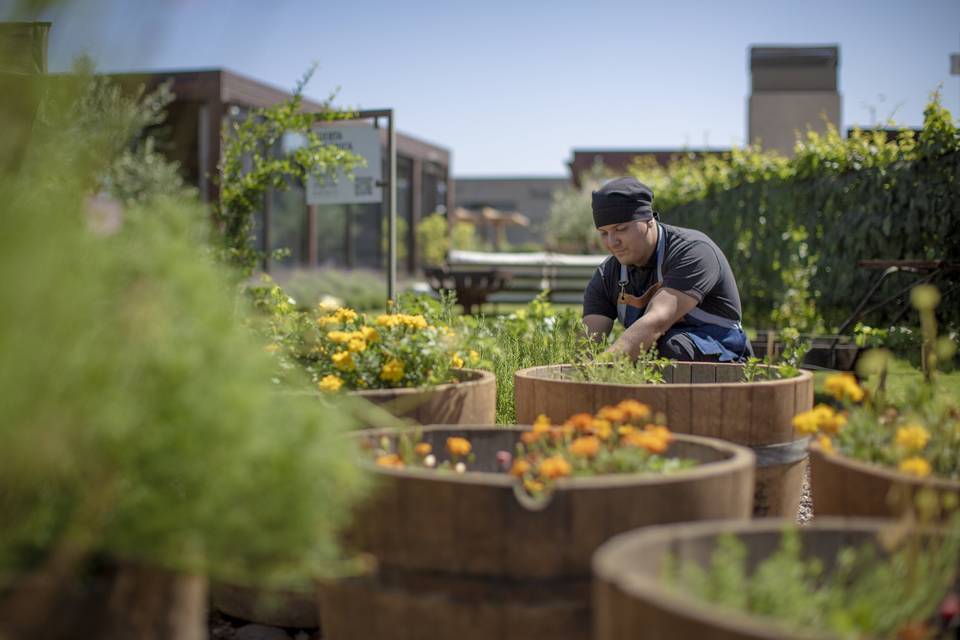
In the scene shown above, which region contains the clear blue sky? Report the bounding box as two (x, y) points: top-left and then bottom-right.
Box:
(16, 0), (960, 176)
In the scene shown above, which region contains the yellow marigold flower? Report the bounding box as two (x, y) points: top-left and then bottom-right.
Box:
(316, 315), (340, 327)
(403, 314), (428, 329)
(523, 477), (544, 494)
(510, 459), (531, 477)
(895, 424), (931, 451)
(539, 455), (572, 479)
(347, 338), (367, 353)
(318, 374), (343, 393)
(617, 399), (651, 422)
(327, 330), (351, 343)
(264, 343), (280, 354)
(380, 358), (405, 383)
(618, 425), (636, 436)
(375, 453), (404, 469)
(898, 456), (932, 477)
(451, 353), (465, 368)
(597, 406), (627, 423)
(569, 436), (601, 458)
(533, 414), (552, 430)
(375, 314), (401, 328)
(332, 350), (356, 372)
(414, 442), (432, 457)
(565, 413), (595, 432)
(447, 437), (472, 457)
(469, 350), (481, 365)
(824, 373), (864, 403)
(360, 326), (379, 343)
(590, 418), (613, 440)
(334, 307), (358, 323)
(817, 434), (835, 454)
(820, 411), (847, 435)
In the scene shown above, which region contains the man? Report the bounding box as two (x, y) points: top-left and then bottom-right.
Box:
(582, 177), (751, 362)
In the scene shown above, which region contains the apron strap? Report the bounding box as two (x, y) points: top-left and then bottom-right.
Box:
(616, 262), (628, 327)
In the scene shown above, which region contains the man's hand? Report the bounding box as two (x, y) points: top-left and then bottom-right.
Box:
(608, 287), (699, 359)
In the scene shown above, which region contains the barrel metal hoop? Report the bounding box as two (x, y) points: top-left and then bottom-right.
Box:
(750, 437), (810, 466)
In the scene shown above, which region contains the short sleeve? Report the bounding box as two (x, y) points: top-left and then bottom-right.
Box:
(582, 263), (616, 319)
(660, 241), (721, 303)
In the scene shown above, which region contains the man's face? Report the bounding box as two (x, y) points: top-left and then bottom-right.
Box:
(597, 219), (655, 265)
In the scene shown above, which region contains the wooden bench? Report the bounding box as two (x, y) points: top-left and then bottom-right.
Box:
(428, 250), (607, 312)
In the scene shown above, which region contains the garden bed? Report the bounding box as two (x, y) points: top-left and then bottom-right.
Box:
(515, 363), (814, 517)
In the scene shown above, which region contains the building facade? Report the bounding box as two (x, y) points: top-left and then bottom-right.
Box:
(106, 68), (452, 273)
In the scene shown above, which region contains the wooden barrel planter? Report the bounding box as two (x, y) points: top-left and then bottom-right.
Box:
(593, 518), (890, 640)
(515, 363), (814, 518)
(810, 442), (960, 518)
(353, 367), (496, 425)
(318, 425), (755, 640)
(211, 582), (317, 629)
(0, 562), (206, 640)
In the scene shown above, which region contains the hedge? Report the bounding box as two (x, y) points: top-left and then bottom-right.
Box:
(630, 93), (959, 332)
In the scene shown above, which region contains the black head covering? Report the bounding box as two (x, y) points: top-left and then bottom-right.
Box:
(592, 177), (655, 228)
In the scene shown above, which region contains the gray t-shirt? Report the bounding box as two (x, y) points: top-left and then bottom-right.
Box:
(582, 223), (743, 323)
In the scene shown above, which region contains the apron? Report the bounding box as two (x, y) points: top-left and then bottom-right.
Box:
(616, 223), (748, 362)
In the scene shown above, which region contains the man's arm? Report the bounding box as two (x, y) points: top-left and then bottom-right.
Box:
(583, 314), (614, 341)
(608, 287), (698, 359)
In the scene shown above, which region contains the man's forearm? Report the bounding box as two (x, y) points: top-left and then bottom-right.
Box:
(608, 313), (672, 359)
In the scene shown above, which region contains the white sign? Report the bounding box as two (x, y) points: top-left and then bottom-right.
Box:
(951, 53), (960, 76)
(306, 125), (382, 205)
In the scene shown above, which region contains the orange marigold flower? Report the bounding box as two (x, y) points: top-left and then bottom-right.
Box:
(521, 431), (541, 445)
(565, 413), (594, 432)
(414, 442), (432, 457)
(539, 455), (572, 479)
(618, 425), (636, 437)
(617, 399), (651, 422)
(510, 459), (531, 477)
(590, 418), (613, 440)
(447, 437), (472, 457)
(375, 453), (404, 469)
(626, 432), (669, 455)
(597, 406), (627, 423)
(644, 424), (673, 444)
(569, 436), (601, 458)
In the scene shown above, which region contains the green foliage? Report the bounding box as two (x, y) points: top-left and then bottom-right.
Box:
(1, 63), (370, 589)
(665, 521), (960, 639)
(214, 65), (363, 276)
(628, 93), (960, 330)
(26, 56), (192, 207)
(0, 186), (370, 587)
(416, 212), (491, 266)
(544, 162), (610, 252)
(565, 348), (669, 384)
